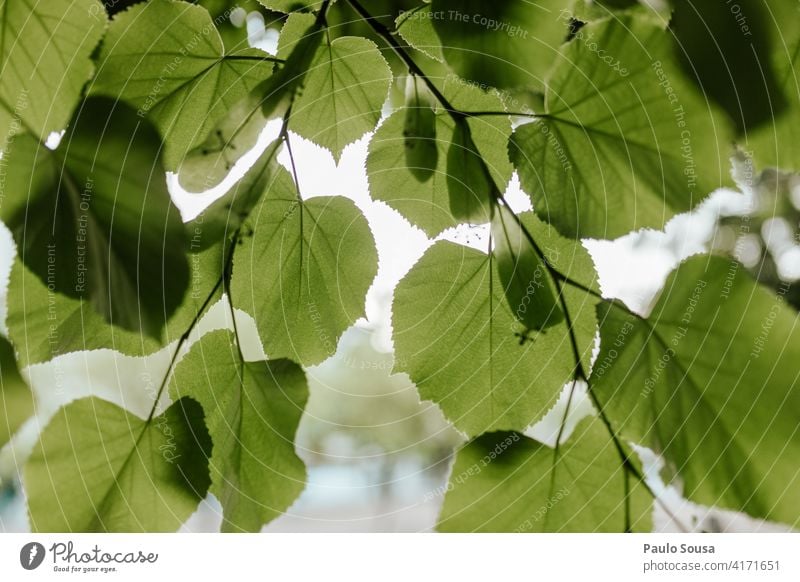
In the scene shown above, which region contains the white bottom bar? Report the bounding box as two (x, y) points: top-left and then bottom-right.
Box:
(1, 533), (797, 580)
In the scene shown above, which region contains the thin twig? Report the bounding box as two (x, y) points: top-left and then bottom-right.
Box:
(351, 0), (683, 532)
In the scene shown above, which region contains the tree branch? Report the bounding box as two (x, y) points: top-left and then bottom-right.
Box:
(350, 0), (683, 533)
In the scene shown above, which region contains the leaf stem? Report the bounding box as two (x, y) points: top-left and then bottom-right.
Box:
(344, 0), (462, 120)
(554, 254), (689, 531)
(144, 232), (238, 423)
(543, 378), (578, 531)
(316, 0), (333, 24)
(345, 0), (547, 127)
(144, 279), (221, 423)
(281, 107), (304, 201)
(463, 110), (538, 118)
(224, 54), (285, 64)
(496, 194), (604, 301)
(223, 228), (246, 365)
(586, 385), (691, 532)
(557, 278), (588, 381)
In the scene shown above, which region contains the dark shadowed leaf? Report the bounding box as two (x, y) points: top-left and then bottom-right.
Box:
(0, 99), (189, 340)
(671, 0), (785, 133)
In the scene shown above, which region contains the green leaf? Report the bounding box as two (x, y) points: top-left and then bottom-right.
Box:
(25, 397), (212, 532)
(438, 420), (652, 532)
(396, 5), (445, 63)
(7, 233), (221, 368)
(446, 121), (496, 223)
(258, 0), (325, 13)
(366, 78), (513, 236)
(393, 225), (598, 437)
(288, 35), (392, 160)
(188, 137), (283, 249)
(0, 0), (105, 145)
(403, 75), (438, 183)
(510, 15), (733, 239)
(232, 168), (378, 365)
(671, 0), (785, 134)
(169, 329), (308, 532)
(368, 109), (452, 235)
(177, 11), (323, 191)
(0, 335), (34, 449)
(91, 0), (276, 169)
(591, 255), (800, 524)
(0, 98), (189, 339)
(430, 0), (570, 91)
(177, 84), (280, 192)
(491, 205), (563, 332)
(569, 0), (648, 22)
(744, 3), (800, 172)
(276, 12), (318, 59)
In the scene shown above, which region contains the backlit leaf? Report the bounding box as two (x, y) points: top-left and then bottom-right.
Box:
(510, 15), (733, 238)
(591, 255), (800, 524)
(26, 397), (211, 532)
(0, 0), (105, 145)
(366, 78), (513, 236)
(232, 168), (378, 365)
(289, 35), (392, 160)
(438, 419), (652, 532)
(393, 227), (598, 437)
(92, 0), (276, 169)
(170, 329), (308, 532)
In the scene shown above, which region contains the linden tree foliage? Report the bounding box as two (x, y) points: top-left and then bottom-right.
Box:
(1, 98), (189, 341)
(510, 14), (734, 239)
(0, 0), (105, 146)
(392, 212), (599, 437)
(367, 77), (513, 236)
(591, 256), (800, 525)
(91, 0), (278, 169)
(2, 0), (799, 534)
(175, 8), (325, 190)
(231, 166), (378, 366)
(438, 420), (652, 533)
(169, 330), (308, 532)
(26, 397), (212, 532)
